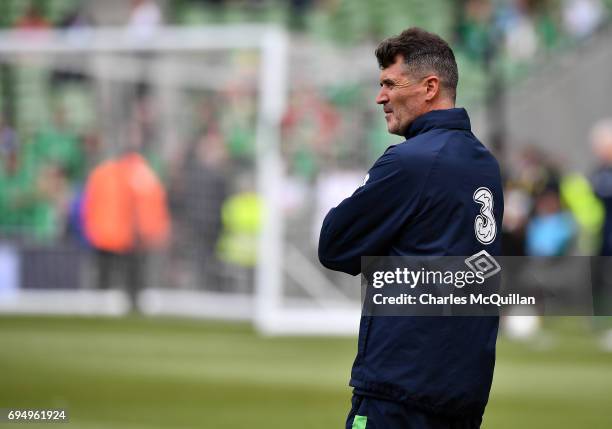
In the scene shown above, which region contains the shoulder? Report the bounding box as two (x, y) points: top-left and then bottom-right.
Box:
(429, 129), (500, 173)
(384, 132), (446, 171)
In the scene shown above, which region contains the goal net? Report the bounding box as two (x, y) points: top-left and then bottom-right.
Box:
(0, 26), (394, 335)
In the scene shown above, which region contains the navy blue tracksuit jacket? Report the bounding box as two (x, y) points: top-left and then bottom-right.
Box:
(318, 108), (503, 418)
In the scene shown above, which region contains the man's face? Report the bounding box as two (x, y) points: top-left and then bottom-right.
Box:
(376, 55), (428, 136)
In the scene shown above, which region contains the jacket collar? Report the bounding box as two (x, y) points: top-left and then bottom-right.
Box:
(403, 107), (471, 140)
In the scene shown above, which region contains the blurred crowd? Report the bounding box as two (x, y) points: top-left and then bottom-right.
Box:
(501, 120), (612, 259)
(458, 0), (609, 60)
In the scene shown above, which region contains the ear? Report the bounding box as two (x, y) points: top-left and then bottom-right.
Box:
(423, 75), (440, 101)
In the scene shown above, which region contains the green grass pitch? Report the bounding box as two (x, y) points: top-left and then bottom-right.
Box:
(1, 316), (611, 428)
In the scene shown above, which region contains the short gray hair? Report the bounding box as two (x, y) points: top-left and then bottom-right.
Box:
(375, 27), (458, 101)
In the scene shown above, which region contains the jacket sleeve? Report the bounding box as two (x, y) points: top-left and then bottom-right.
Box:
(318, 149), (426, 275)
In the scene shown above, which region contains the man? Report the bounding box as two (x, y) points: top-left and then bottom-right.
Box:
(318, 28), (503, 428)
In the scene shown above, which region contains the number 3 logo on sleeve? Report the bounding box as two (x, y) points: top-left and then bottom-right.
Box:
(473, 187), (496, 245)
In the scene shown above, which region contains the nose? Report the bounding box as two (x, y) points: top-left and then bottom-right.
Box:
(376, 87), (388, 105)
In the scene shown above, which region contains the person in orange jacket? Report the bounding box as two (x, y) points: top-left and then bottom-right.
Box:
(83, 151), (170, 311)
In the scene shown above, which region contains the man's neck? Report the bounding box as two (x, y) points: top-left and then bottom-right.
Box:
(423, 98), (455, 114)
